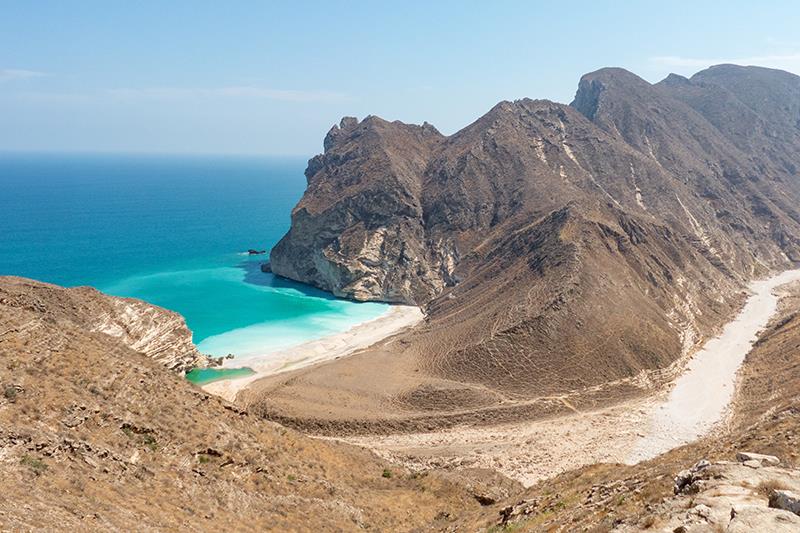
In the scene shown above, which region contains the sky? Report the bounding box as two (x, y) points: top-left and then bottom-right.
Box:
(2, 1), (800, 155)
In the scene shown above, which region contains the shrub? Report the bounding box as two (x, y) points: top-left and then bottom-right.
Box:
(4, 386), (17, 401)
(382, 468), (392, 479)
(757, 479), (791, 496)
(20, 454), (47, 475)
(142, 434), (157, 451)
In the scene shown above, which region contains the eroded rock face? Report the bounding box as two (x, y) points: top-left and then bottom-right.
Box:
(270, 116), (457, 304)
(0, 276), (208, 373)
(90, 296), (208, 373)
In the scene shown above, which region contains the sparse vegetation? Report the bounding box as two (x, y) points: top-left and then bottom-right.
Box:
(4, 385), (17, 401)
(20, 454), (47, 475)
(757, 479), (791, 496)
(197, 454), (210, 464)
(382, 468), (392, 478)
(487, 522), (523, 533)
(143, 434), (157, 451)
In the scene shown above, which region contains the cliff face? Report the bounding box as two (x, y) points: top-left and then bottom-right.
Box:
(270, 116), (457, 304)
(0, 276), (208, 373)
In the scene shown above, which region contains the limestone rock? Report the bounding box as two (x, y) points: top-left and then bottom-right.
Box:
(770, 490), (800, 516)
(0, 276), (211, 374)
(736, 451), (780, 465)
(728, 505), (800, 532)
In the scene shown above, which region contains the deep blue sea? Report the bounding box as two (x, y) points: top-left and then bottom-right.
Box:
(0, 152), (387, 362)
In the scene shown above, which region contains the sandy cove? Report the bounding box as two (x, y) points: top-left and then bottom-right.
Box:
(202, 305), (424, 402)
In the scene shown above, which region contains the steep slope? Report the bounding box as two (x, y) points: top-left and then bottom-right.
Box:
(573, 66), (800, 267)
(0, 276), (485, 531)
(460, 280), (800, 531)
(269, 116), (452, 304)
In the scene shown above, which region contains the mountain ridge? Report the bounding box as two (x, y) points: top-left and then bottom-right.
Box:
(256, 63), (800, 433)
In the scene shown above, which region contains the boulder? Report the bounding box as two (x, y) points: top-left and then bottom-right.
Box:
(743, 459), (762, 469)
(673, 460), (711, 494)
(260, 262), (272, 273)
(770, 490), (800, 516)
(674, 469), (693, 494)
(728, 505), (800, 532)
(736, 451), (780, 465)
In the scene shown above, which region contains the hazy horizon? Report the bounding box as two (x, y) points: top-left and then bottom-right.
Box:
(3, 0), (800, 155)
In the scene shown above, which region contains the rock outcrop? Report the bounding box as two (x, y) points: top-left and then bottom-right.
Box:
(653, 456), (800, 531)
(270, 116), (456, 304)
(0, 276), (209, 373)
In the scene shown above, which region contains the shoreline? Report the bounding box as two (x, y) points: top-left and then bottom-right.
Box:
(202, 304), (424, 401)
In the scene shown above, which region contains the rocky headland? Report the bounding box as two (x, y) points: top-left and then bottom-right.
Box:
(255, 64), (800, 440)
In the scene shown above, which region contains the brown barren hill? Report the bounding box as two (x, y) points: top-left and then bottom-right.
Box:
(0, 277), (488, 531)
(255, 64), (800, 434)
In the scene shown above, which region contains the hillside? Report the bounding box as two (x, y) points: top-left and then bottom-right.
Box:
(4, 276), (800, 530)
(0, 277), (489, 531)
(460, 280), (800, 531)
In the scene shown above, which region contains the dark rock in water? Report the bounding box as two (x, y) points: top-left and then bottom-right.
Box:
(248, 249), (266, 255)
(260, 262), (272, 273)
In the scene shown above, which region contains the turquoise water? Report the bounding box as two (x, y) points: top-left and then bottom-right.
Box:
(0, 152), (387, 361)
(185, 366), (256, 385)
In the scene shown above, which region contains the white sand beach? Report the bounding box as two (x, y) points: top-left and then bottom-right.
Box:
(202, 305), (424, 401)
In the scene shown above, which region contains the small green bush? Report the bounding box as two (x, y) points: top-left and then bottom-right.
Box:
(142, 434), (157, 451)
(382, 468), (392, 479)
(20, 454), (47, 475)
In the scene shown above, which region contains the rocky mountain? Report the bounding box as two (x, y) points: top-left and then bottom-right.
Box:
(260, 65), (800, 431)
(272, 65), (800, 307)
(0, 277), (209, 373)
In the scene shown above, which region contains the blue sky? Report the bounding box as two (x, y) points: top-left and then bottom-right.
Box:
(2, 1), (799, 155)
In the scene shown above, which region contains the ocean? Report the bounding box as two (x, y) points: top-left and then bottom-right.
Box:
(0, 152), (387, 375)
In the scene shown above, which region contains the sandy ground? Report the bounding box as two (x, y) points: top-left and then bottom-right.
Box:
(342, 400), (650, 487)
(341, 270), (800, 486)
(202, 305), (424, 401)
